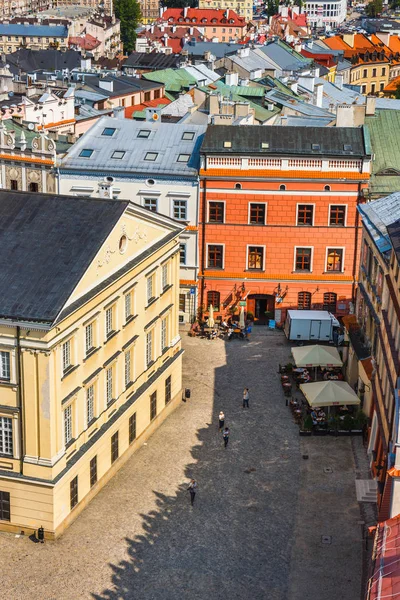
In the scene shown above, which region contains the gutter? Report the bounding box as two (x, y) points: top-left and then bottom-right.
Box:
(200, 163), (207, 320)
(16, 326), (24, 475)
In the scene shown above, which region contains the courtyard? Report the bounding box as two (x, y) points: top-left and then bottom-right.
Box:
(1, 329), (362, 600)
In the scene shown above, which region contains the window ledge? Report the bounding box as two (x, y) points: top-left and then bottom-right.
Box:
(145, 297), (159, 309)
(146, 360), (155, 370)
(107, 398), (117, 409)
(61, 364), (79, 380)
(125, 381), (134, 391)
(0, 452), (14, 459)
(293, 270), (313, 274)
(104, 330), (120, 344)
(160, 284), (173, 296)
(123, 314), (138, 328)
(245, 269), (265, 273)
(323, 271), (344, 274)
(204, 267), (224, 271)
(65, 437), (76, 450)
(0, 380), (15, 388)
(83, 347), (100, 362)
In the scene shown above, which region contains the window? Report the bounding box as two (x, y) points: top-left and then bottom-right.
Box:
(106, 367), (113, 404)
(329, 205), (346, 226)
(70, 476), (78, 509)
(323, 292), (337, 312)
(62, 340), (71, 372)
(90, 456), (97, 487)
(207, 291), (220, 309)
(129, 413), (136, 443)
(138, 130), (150, 138)
(87, 385), (94, 424)
(235, 183), (242, 189)
(326, 248), (343, 271)
(297, 205), (314, 226)
(144, 152), (158, 161)
(105, 307), (113, 336)
(298, 291), (312, 310)
(64, 405), (72, 445)
(0, 351), (10, 381)
(182, 131), (195, 140)
(144, 92), (151, 102)
(125, 292), (132, 321)
(179, 294), (186, 312)
(147, 275), (154, 303)
(125, 349), (132, 387)
(295, 248), (312, 271)
(371, 84), (376, 94)
(363, 69), (367, 78)
(111, 150), (125, 159)
(179, 244), (187, 265)
(28, 182), (38, 192)
(0, 490), (10, 521)
(249, 203), (266, 225)
(162, 264), (168, 290)
(165, 376), (171, 405)
(150, 391), (157, 421)
(279, 184), (286, 191)
(154, 89), (160, 99)
(144, 197), (157, 212)
(177, 154), (190, 163)
(372, 68), (377, 77)
(248, 246), (264, 270)
(146, 330), (153, 367)
(0, 417), (13, 456)
(173, 200), (187, 220)
(223, 141), (231, 148)
(207, 245), (223, 269)
(79, 149), (93, 158)
(209, 202), (224, 223)
(102, 127), (116, 136)
(111, 431), (119, 463)
(85, 323), (94, 354)
(161, 317), (168, 351)
(10, 180), (18, 191)
(382, 67), (386, 76)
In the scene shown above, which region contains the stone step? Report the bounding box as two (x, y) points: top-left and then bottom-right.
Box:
(356, 479), (377, 503)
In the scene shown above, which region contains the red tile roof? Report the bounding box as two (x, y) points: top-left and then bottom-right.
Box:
(124, 96), (170, 119)
(69, 34), (101, 50)
(138, 26), (203, 53)
(159, 8), (245, 27)
(368, 513), (400, 600)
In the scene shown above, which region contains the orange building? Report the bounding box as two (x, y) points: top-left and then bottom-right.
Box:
(199, 125), (372, 324)
(158, 7), (246, 42)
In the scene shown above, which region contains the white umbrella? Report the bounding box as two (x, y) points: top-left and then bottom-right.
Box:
(208, 304), (215, 328)
(300, 380), (360, 407)
(239, 305), (245, 328)
(291, 345), (343, 367)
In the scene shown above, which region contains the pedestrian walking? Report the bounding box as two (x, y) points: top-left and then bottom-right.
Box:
(187, 479), (198, 506)
(243, 387), (249, 408)
(218, 411), (225, 430)
(222, 426), (230, 448)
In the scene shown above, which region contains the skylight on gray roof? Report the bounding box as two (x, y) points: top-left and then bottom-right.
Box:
(312, 143), (320, 151)
(144, 152), (158, 161)
(102, 127), (116, 137)
(177, 154), (190, 163)
(344, 144), (352, 151)
(112, 151), (125, 159)
(138, 130), (151, 138)
(182, 131), (195, 140)
(79, 149), (94, 158)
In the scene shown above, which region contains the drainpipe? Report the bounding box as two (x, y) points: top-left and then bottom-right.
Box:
(199, 167), (207, 320)
(16, 326), (24, 474)
(194, 176), (200, 324)
(352, 182), (362, 304)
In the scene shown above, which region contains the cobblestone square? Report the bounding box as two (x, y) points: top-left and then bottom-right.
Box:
(0, 329), (362, 600)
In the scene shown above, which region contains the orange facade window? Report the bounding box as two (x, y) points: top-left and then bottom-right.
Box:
(297, 204), (313, 226)
(207, 291), (220, 309)
(329, 205), (346, 226)
(326, 249), (343, 271)
(209, 202), (224, 223)
(323, 292), (337, 312)
(295, 248), (312, 271)
(208, 245), (223, 268)
(249, 203), (266, 224)
(298, 291), (311, 310)
(248, 246), (264, 270)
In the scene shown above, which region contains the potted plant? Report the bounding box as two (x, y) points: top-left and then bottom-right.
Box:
(300, 415), (313, 436)
(246, 311), (254, 323)
(339, 413), (354, 435)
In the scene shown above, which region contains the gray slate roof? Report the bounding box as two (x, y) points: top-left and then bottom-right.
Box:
(388, 219), (400, 265)
(359, 192), (400, 254)
(182, 41), (242, 58)
(201, 124), (367, 157)
(0, 191), (128, 323)
(5, 48), (82, 74)
(61, 117), (207, 177)
(123, 52), (183, 70)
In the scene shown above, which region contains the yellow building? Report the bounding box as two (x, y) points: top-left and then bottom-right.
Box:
(0, 190), (184, 538)
(198, 0), (253, 21)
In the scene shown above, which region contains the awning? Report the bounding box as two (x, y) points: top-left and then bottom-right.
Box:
(300, 380), (360, 407)
(291, 345), (343, 368)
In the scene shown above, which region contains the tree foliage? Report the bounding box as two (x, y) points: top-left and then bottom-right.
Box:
(161, 0), (197, 7)
(365, 0), (383, 17)
(115, 0), (141, 55)
(395, 84), (400, 99)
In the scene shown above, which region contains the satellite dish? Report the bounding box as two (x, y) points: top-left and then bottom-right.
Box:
(8, 91), (13, 96)
(28, 123), (34, 130)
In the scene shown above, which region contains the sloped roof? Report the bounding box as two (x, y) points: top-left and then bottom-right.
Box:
(143, 68), (196, 92)
(182, 40), (242, 58)
(359, 192), (400, 254)
(5, 48), (81, 74)
(0, 191), (128, 323)
(159, 7), (245, 26)
(201, 124), (367, 156)
(60, 116), (207, 177)
(125, 97), (171, 119)
(367, 514), (400, 600)
(366, 109), (400, 196)
(123, 51), (182, 70)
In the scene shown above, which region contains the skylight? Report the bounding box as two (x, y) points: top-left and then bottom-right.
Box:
(261, 142), (269, 149)
(182, 131), (195, 140)
(138, 130), (151, 138)
(144, 152), (158, 161)
(79, 149), (94, 158)
(102, 127), (116, 137)
(344, 144), (352, 151)
(177, 154), (190, 163)
(224, 141), (232, 148)
(312, 143), (320, 151)
(112, 151), (125, 159)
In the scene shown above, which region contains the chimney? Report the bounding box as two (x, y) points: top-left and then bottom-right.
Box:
(366, 95), (376, 116)
(98, 176), (114, 199)
(298, 75), (315, 92)
(377, 32), (390, 46)
(113, 106), (125, 119)
(314, 82), (323, 108)
(290, 81), (298, 94)
(343, 33), (355, 48)
(225, 71), (239, 86)
(184, 6), (188, 17)
(226, 8), (229, 19)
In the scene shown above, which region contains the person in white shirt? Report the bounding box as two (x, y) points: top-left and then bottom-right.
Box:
(218, 411), (225, 430)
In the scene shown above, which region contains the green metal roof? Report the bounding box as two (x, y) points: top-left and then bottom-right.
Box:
(143, 68), (197, 92)
(366, 110), (400, 198)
